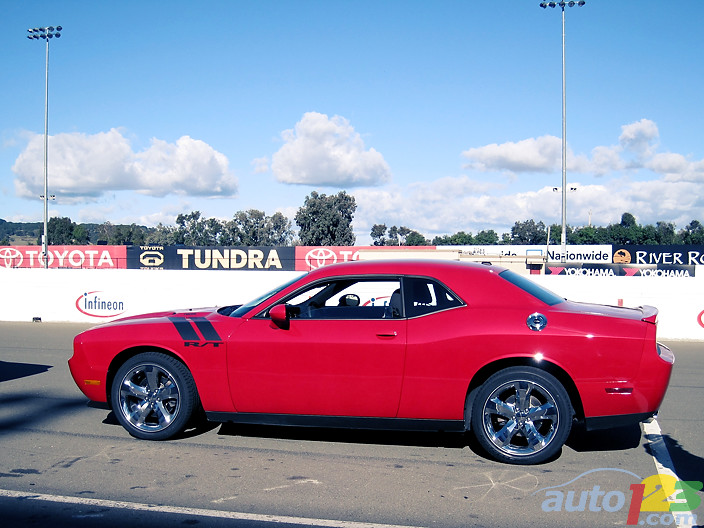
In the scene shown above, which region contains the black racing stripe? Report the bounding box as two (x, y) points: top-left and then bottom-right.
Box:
(169, 317), (200, 341)
(191, 318), (222, 341)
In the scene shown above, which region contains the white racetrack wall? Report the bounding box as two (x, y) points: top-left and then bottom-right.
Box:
(0, 268), (304, 326)
(0, 266), (702, 340)
(531, 274), (704, 341)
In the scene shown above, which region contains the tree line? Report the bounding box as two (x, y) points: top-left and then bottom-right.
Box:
(372, 213), (704, 246)
(2, 195), (704, 246)
(0, 191), (357, 247)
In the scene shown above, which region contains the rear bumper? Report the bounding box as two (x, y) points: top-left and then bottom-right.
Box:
(584, 412), (655, 431)
(578, 341), (673, 420)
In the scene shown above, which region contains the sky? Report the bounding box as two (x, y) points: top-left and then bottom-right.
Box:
(2, 0), (704, 244)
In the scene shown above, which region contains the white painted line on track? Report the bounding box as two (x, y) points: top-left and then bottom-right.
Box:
(642, 419), (694, 528)
(0, 488), (425, 528)
(643, 419), (679, 479)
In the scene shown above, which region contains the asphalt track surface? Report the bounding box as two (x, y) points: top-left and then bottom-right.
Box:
(0, 322), (702, 528)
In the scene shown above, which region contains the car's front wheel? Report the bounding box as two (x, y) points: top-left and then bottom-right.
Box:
(471, 367), (573, 464)
(111, 352), (199, 440)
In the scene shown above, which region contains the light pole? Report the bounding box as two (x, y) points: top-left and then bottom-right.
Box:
(539, 1), (584, 261)
(27, 25), (62, 269)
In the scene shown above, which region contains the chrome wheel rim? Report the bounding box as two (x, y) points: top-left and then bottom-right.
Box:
(481, 379), (559, 457)
(117, 363), (181, 433)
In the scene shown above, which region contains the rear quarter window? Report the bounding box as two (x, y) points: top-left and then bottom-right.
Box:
(498, 270), (565, 306)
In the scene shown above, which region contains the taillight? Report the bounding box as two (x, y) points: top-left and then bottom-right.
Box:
(657, 343), (675, 364)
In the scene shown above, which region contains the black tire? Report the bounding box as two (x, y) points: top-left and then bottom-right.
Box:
(111, 352), (199, 440)
(470, 367), (572, 464)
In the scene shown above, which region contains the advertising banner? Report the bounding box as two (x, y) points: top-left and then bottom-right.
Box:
(546, 245), (612, 264)
(546, 263), (696, 277)
(448, 245), (613, 264)
(126, 245), (296, 270)
(295, 246), (374, 271)
(6, 244), (704, 272)
(0, 245), (126, 269)
(613, 245), (704, 266)
(75, 290), (128, 319)
(293, 245), (472, 270)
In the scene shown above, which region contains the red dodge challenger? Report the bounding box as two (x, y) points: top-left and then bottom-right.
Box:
(69, 259), (674, 464)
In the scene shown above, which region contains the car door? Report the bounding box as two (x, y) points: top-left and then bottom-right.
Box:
(228, 277), (407, 417)
(395, 276), (469, 420)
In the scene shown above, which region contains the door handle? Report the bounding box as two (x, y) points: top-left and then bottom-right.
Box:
(376, 331), (397, 338)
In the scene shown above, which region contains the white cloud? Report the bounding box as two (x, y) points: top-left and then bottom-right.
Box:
(13, 129), (134, 200)
(647, 153), (704, 183)
(460, 119), (666, 179)
(271, 112), (392, 186)
(132, 136), (236, 197)
(74, 194), (193, 227)
(134, 201), (194, 227)
(462, 135), (562, 173)
(12, 128), (237, 203)
(12, 117), (704, 243)
(647, 152), (689, 178)
(353, 119), (704, 242)
(354, 177), (704, 243)
(619, 118), (659, 158)
(583, 145), (624, 176)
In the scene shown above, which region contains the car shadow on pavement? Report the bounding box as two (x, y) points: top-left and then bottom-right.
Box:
(100, 409), (220, 439)
(566, 422), (642, 452)
(217, 422), (471, 450)
(0, 392), (88, 434)
(645, 434), (704, 485)
(0, 360), (52, 382)
(216, 423), (569, 464)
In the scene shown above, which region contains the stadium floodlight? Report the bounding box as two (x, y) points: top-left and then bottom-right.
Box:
(27, 25), (62, 268)
(539, 1), (584, 261)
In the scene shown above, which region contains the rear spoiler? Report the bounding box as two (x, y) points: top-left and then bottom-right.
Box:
(640, 305), (658, 324)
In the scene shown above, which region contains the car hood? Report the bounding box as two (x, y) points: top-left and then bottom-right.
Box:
(559, 300), (658, 323)
(96, 306), (223, 327)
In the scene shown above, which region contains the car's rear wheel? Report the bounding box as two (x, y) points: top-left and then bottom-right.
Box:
(471, 367), (572, 464)
(111, 352), (198, 440)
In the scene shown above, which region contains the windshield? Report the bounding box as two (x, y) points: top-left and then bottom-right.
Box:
(229, 274), (304, 317)
(498, 270), (565, 306)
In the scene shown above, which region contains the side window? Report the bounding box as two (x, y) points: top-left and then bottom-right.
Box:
(281, 278), (402, 320)
(403, 277), (463, 317)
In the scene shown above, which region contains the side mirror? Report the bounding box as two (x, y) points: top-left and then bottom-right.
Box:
(269, 303), (290, 330)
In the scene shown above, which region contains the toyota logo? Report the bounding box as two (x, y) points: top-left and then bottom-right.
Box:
(305, 248), (338, 269)
(140, 250), (164, 267)
(0, 247), (23, 268)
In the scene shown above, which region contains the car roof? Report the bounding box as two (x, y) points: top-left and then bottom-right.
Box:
(305, 259), (505, 280)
